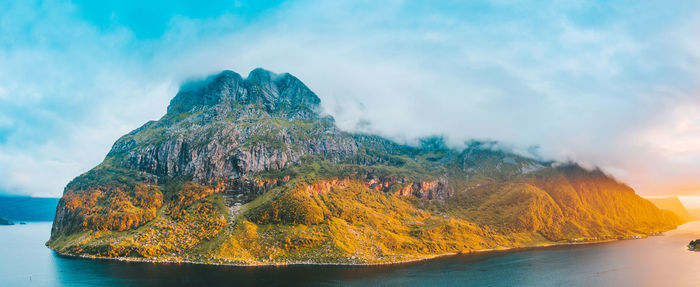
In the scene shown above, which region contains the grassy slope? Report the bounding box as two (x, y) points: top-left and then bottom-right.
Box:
(48, 178), (526, 264)
(47, 162), (684, 265)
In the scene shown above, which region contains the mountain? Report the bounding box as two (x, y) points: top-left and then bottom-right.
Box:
(47, 68), (684, 265)
(0, 196), (60, 222)
(690, 209), (700, 219)
(688, 208), (700, 218)
(645, 197), (698, 222)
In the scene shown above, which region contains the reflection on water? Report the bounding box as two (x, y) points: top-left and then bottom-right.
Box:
(2, 222), (700, 286)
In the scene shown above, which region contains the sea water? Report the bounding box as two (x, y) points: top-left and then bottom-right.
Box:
(1, 222), (699, 286)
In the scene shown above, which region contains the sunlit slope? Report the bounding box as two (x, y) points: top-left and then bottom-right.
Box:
(645, 197), (697, 222)
(47, 68), (684, 264)
(448, 166), (683, 240)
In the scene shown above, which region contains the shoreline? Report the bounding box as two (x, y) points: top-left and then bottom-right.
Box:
(48, 236), (638, 268)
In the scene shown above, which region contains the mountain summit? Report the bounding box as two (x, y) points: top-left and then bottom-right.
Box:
(167, 68), (321, 119)
(48, 68), (684, 265)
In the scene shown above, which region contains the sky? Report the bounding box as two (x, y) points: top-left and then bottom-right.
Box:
(0, 0), (699, 199)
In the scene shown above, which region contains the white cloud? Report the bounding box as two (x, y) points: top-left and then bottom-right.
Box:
(0, 0), (699, 197)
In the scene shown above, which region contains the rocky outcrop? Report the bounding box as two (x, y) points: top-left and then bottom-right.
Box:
(297, 178), (449, 201)
(395, 179), (449, 200)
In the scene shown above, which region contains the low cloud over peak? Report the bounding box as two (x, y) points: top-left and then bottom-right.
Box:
(0, 0), (699, 197)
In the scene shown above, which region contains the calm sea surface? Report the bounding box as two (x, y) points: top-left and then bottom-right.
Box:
(1, 222), (700, 287)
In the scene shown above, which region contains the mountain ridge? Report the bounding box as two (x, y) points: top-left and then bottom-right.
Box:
(48, 68), (684, 265)
(0, 196), (60, 222)
(645, 196), (698, 222)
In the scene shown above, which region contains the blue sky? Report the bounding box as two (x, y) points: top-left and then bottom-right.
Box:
(0, 0), (699, 198)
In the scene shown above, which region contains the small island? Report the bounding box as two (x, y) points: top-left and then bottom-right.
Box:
(0, 216), (14, 225)
(689, 240), (700, 251)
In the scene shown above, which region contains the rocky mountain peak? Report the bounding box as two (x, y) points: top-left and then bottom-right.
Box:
(247, 67), (280, 87)
(167, 68), (321, 119)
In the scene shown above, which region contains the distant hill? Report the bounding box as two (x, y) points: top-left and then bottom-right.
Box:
(645, 197), (698, 222)
(689, 209), (700, 219)
(0, 196), (60, 222)
(0, 216), (14, 225)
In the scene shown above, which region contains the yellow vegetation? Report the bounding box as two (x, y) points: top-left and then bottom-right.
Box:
(214, 180), (513, 264)
(52, 186), (225, 259)
(63, 184), (162, 232)
(50, 170), (685, 265)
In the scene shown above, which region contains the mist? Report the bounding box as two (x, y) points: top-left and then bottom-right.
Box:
(0, 0), (699, 197)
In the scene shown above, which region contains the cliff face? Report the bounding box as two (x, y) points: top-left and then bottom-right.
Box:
(108, 69), (360, 185)
(48, 68), (684, 265)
